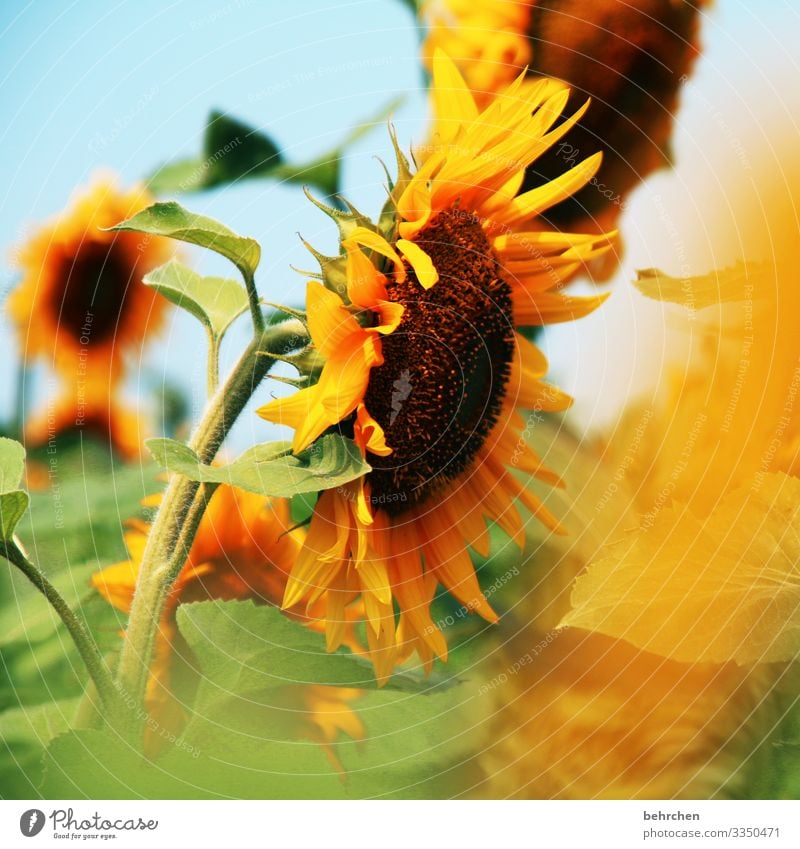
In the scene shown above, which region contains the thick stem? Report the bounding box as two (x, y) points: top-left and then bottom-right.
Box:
(115, 320), (307, 725)
(1, 538), (121, 712)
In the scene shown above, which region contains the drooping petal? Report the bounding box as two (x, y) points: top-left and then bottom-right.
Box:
(343, 227), (405, 280)
(396, 239), (439, 289)
(355, 403), (392, 456)
(343, 237), (394, 308)
(283, 490), (348, 610)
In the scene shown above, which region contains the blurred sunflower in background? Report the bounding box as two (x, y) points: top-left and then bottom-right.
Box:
(258, 51), (612, 680)
(472, 631), (774, 799)
(465, 138), (800, 799)
(8, 175), (174, 458)
(461, 415), (786, 800)
(421, 0), (534, 104)
(92, 484), (364, 761)
(421, 0), (708, 274)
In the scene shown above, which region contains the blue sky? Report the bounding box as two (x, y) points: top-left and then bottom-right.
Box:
(0, 0), (425, 449)
(1, 0), (798, 448)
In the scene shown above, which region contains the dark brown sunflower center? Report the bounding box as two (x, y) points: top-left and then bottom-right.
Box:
(57, 242), (133, 345)
(362, 208), (515, 516)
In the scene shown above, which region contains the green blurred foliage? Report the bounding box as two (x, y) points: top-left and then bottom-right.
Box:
(3, 436), (799, 800)
(1, 441), (159, 797)
(0, 442), (474, 799)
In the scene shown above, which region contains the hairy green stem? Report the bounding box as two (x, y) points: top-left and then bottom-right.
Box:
(244, 271), (266, 335)
(115, 319), (307, 729)
(1, 538), (122, 712)
(206, 330), (220, 397)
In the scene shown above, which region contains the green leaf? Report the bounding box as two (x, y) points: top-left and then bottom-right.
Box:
(148, 111), (283, 195)
(0, 491), (29, 540)
(40, 727), (345, 799)
(732, 687), (800, 799)
(176, 601), (451, 712)
(177, 601), (472, 798)
(108, 201), (261, 281)
(177, 601), (383, 696)
(0, 562), (100, 647)
(0, 444), (156, 711)
(143, 259), (249, 342)
(146, 434), (370, 498)
(17, 444), (159, 574)
(395, 0), (422, 15)
(0, 437), (29, 540)
(171, 601), (468, 797)
(147, 98), (404, 199)
(34, 603), (471, 799)
(0, 557), (124, 715)
(336, 689), (472, 799)
(0, 698), (81, 798)
(0, 699), (80, 749)
(144, 158), (207, 194)
(203, 110), (283, 186)
(272, 159), (339, 198)
(561, 473), (800, 665)
(0, 437), (25, 492)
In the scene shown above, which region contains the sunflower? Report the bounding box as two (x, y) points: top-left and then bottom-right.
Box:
(22, 376), (146, 460)
(461, 416), (784, 800)
(422, 0), (706, 258)
(472, 630), (773, 799)
(463, 100), (800, 803)
(258, 51), (611, 680)
(560, 147), (800, 669)
(421, 0), (533, 108)
(8, 175), (174, 454)
(92, 484), (363, 757)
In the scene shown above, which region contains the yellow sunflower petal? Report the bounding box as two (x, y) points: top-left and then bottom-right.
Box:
(512, 290), (610, 326)
(343, 239), (391, 308)
(430, 47), (479, 134)
(497, 152), (603, 227)
(422, 514), (498, 623)
(356, 558), (393, 608)
(257, 384), (331, 454)
(396, 239), (439, 289)
(315, 339), (374, 424)
(91, 560), (138, 613)
(390, 538), (448, 661)
(305, 281), (363, 358)
(355, 403), (392, 456)
(283, 491), (347, 609)
(344, 227), (405, 280)
(371, 300), (405, 335)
